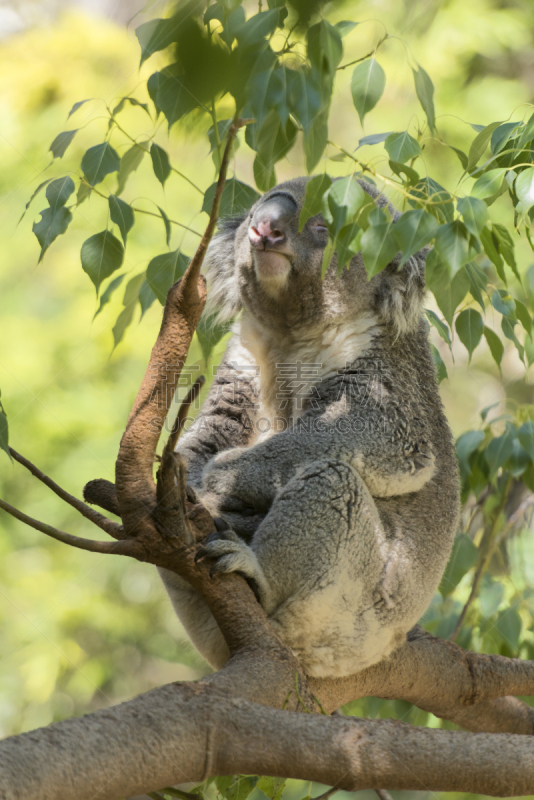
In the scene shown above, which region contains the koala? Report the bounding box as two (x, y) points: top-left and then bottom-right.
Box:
(159, 176), (460, 678)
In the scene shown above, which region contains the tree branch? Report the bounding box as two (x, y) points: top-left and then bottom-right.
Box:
(9, 447), (123, 538)
(1, 681), (534, 800)
(0, 497), (130, 555)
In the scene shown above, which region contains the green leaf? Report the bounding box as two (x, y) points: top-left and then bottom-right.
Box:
(196, 313), (230, 365)
(518, 111), (534, 148)
(322, 177), (366, 237)
(19, 178), (53, 222)
(519, 421), (534, 462)
(256, 777), (286, 800)
(465, 261), (487, 311)
(146, 250), (189, 304)
(412, 64), (435, 133)
(0, 392), (10, 461)
(202, 178), (260, 217)
(490, 121), (520, 154)
(122, 273), (146, 306)
(236, 9), (280, 48)
(360, 213), (398, 278)
(150, 142), (171, 187)
(471, 168), (506, 199)
(299, 173), (332, 231)
(492, 223), (517, 274)
(68, 98), (92, 118)
(111, 96), (151, 119)
(307, 20), (343, 79)
(76, 181), (92, 206)
(388, 160), (419, 186)
(431, 344), (448, 383)
(112, 304), (136, 349)
(479, 577), (504, 618)
(407, 177), (454, 224)
(480, 225), (504, 276)
(439, 534), (478, 598)
(515, 166), (534, 213)
(425, 309), (451, 345)
(483, 326), (504, 368)
(157, 205), (172, 247)
(391, 208), (439, 266)
(351, 59), (386, 125)
(486, 423), (516, 478)
(93, 273), (126, 319)
(81, 143), (120, 186)
(216, 776), (257, 800)
(455, 308), (483, 361)
(45, 177), (75, 211)
(467, 121), (504, 171)
(32, 207), (72, 262)
(449, 145), (468, 170)
(456, 430), (485, 479)
(356, 132), (393, 149)
(208, 119), (239, 169)
(81, 231), (124, 294)
(139, 279), (157, 318)
(116, 142), (148, 196)
(515, 299), (532, 335)
(434, 220), (470, 275)
(491, 289), (516, 319)
(49, 129), (78, 159)
(384, 131), (421, 164)
(334, 223), (361, 273)
(508, 438), (530, 477)
(136, 14), (184, 65)
(494, 607), (522, 650)
(108, 195), (134, 244)
(457, 196), (488, 237)
(426, 254), (470, 325)
(335, 20), (358, 38)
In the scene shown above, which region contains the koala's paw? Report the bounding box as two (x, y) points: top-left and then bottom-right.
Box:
(195, 529), (262, 582)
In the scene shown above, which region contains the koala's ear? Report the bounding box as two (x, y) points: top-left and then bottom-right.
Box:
(375, 247), (427, 337)
(203, 215), (245, 322)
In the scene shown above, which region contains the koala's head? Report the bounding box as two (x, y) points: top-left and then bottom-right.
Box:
(203, 176), (426, 336)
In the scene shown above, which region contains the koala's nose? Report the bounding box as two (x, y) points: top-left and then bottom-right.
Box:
(248, 219), (286, 249)
(248, 194), (296, 250)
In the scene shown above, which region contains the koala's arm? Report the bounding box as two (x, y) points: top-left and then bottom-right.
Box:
(176, 334), (260, 490)
(203, 370), (435, 508)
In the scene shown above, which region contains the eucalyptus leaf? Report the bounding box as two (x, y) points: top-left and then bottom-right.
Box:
(384, 131), (421, 164)
(412, 64), (435, 133)
(81, 230), (124, 294)
(351, 59), (385, 125)
(455, 308), (484, 361)
(150, 142), (171, 187)
(33, 207), (72, 262)
(146, 250), (189, 304)
(81, 143), (121, 186)
(49, 129), (78, 159)
(108, 195), (134, 244)
(299, 173), (332, 231)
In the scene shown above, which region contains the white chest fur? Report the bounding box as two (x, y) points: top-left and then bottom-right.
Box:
(238, 312), (379, 439)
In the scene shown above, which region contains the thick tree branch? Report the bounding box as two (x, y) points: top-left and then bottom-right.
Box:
(9, 447), (123, 538)
(1, 681), (534, 800)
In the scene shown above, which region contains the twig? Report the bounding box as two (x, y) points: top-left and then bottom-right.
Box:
(312, 788), (339, 800)
(0, 497), (126, 555)
(165, 375), (206, 456)
(9, 448), (123, 539)
(375, 791), (394, 800)
(336, 35), (388, 70)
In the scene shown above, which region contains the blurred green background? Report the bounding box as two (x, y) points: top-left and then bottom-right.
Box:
(1, 1), (534, 798)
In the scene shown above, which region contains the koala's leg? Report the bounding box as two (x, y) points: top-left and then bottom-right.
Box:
(200, 460), (425, 678)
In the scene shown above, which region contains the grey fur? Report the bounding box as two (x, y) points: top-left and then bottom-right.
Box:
(159, 177), (459, 678)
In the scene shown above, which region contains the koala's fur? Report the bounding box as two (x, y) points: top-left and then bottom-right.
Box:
(159, 177), (460, 678)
